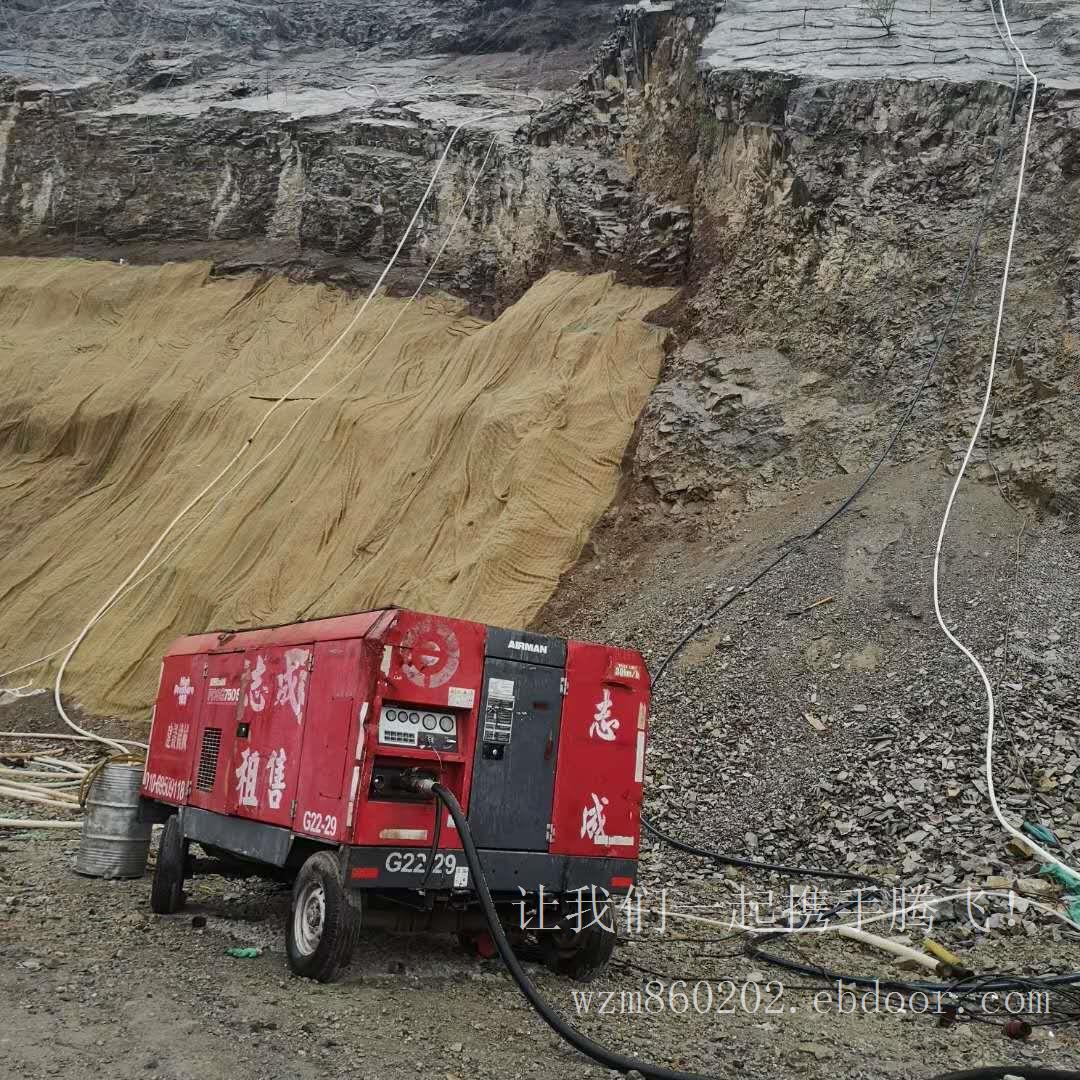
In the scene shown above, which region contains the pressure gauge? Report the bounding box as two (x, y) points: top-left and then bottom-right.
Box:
(422, 714), (437, 731)
(409, 711), (420, 725)
(439, 715), (454, 733)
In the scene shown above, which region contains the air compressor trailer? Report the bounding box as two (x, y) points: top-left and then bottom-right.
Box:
(140, 608), (650, 981)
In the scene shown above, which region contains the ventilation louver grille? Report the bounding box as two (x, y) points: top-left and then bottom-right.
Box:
(196, 727), (222, 792)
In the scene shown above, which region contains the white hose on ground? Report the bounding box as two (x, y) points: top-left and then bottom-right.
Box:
(29, 756), (88, 774)
(0, 778), (81, 796)
(0, 786), (81, 810)
(933, 2), (1079, 885)
(835, 926), (940, 973)
(0, 817), (83, 829)
(0, 767), (83, 781)
(0, 107), (526, 759)
(0, 682), (44, 699)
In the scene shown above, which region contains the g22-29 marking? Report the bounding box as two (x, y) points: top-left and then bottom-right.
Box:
(384, 850), (458, 875)
(301, 810), (338, 837)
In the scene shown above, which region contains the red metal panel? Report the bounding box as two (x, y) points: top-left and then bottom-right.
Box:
(550, 642), (650, 859)
(378, 610), (487, 712)
(141, 654), (201, 805)
(164, 610), (395, 659)
(292, 638), (369, 844)
(186, 651), (246, 813)
(224, 645), (313, 828)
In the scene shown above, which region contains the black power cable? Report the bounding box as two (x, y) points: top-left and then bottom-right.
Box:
(418, 791), (444, 892)
(641, 816), (883, 887)
(640, 65), (1025, 882)
(748, 934), (1080, 997)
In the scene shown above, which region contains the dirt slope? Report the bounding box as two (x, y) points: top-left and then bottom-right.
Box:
(0, 257), (672, 718)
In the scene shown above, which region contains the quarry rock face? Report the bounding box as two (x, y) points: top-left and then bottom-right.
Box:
(1, 0), (1077, 512)
(0, 0), (627, 63)
(0, 80), (621, 302)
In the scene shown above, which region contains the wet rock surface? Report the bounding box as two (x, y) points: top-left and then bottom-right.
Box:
(702, 0), (1080, 87)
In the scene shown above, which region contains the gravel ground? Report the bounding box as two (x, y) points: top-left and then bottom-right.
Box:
(2, 451), (1079, 1080)
(1, 829), (1078, 1080)
(539, 453), (1080, 897)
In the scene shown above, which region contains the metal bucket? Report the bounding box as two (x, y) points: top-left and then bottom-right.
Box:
(75, 763), (152, 879)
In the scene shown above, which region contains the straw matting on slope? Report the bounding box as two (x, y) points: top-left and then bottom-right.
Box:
(0, 258), (672, 719)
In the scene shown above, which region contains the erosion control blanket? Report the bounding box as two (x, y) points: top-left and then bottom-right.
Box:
(0, 258), (672, 718)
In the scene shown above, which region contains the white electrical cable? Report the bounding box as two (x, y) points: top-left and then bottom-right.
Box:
(29, 755), (88, 774)
(37, 107), (523, 755)
(0, 731), (97, 743)
(0, 818), (83, 830)
(0, 787), (79, 810)
(933, 2), (1079, 885)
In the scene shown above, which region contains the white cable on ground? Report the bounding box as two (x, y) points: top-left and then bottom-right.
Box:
(29, 755), (88, 774)
(0, 767), (84, 781)
(933, 1), (1079, 885)
(0, 787), (79, 810)
(0, 731), (98, 743)
(0, 682), (43, 699)
(0, 774), (81, 792)
(0, 818), (83, 829)
(30, 107), (524, 755)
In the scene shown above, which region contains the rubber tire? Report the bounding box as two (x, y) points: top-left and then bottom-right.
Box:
(285, 851), (355, 983)
(542, 922), (617, 982)
(150, 814), (187, 915)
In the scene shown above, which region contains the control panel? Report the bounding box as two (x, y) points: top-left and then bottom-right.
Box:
(481, 678), (516, 760)
(379, 705), (458, 752)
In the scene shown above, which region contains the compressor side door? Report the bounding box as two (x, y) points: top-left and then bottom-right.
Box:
(142, 652), (203, 806)
(187, 650), (246, 814)
(466, 628), (566, 852)
(226, 645), (311, 828)
(292, 637), (368, 844)
(550, 644), (649, 860)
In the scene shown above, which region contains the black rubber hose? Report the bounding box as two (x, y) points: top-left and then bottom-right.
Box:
(641, 816), (883, 887)
(419, 790), (444, 892)
(429, 782), (720, 1080)
(749, 938), (1080, 994)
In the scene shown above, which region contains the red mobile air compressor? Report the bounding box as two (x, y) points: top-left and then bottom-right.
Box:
(140, 608), (650, 981)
